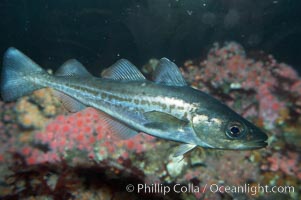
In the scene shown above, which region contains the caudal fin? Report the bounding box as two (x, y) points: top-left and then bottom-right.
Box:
(1, 47), (47, 101)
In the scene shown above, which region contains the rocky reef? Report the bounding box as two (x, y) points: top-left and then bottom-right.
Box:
(0, 42), (300, 200)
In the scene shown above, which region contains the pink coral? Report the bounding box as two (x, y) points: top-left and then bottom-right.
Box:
(261, 151), (301, 179)
(1, 42), (301, 199)
(181, 41), (301, 129)
(21, 107), (155, 165)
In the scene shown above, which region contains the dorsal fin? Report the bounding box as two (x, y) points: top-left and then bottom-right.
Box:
(153, 58), (187, 86)
(101, 59), (145, 81)
(55, 59), (92, 77)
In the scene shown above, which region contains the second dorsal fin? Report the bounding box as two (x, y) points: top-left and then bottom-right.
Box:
(55, 59), (92, 77)
(153, 58), (187, 86)
(101, 59), (146, 81)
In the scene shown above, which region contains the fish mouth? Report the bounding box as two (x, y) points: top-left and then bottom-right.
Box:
(238, 140), (268, 150)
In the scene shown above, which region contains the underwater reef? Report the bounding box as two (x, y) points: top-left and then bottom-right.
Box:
(0, 42), (300, 200)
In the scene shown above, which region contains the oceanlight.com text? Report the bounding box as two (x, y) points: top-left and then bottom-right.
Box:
(209, 183), (294, 196)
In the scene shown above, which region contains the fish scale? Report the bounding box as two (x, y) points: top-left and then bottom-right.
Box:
(43, 77), (195, 122)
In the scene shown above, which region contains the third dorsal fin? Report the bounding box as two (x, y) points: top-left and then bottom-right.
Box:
(101, 59), (145, 81)
(153, 58), (187, 86)
(55, 59), (92, 77)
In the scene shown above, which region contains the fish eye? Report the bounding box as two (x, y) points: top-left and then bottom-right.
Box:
(226, 121), (245, 139)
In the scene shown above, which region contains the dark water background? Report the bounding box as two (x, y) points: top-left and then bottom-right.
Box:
(0, 0), (300, 75)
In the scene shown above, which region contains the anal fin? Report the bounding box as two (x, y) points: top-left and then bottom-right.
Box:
(53, 90), (86, 112)
(97, 111), (139, 139)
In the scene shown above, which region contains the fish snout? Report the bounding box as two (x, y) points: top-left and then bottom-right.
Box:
(243, 127), (268, 149)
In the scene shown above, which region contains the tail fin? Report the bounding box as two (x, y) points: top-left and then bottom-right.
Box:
(1, 47), (47, 101)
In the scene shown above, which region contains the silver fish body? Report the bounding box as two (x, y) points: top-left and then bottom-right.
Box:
(37, 77), (203, 143)
(1, 47), (268, 156)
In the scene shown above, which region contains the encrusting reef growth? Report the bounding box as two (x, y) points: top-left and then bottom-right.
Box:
(0, 42), (300, 199)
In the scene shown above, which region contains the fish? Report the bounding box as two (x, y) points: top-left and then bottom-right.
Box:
(0, 47), (268, 157)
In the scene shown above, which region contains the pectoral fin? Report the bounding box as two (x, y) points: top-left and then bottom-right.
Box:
(143, 111), (188, 131)
(173, 144), (196, 157)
